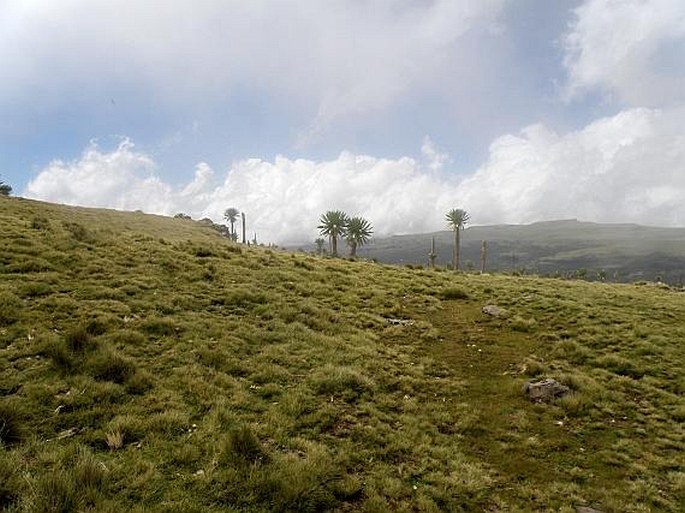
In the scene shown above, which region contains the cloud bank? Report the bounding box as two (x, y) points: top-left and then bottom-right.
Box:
(459, 108), (685, 226)
(0, 0), (507, 143)
(25, 107), (685, 243)
(15, 0), (685, 239)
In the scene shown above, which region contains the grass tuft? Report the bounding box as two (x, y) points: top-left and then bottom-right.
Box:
(140, 317), (178, 337)
(255, 454), (341, 511)
(32, 471), (80, 513)
(220, 425), (268, 467)
(0, 401), (25, 447)
(595, 354), (645, 379)
(41, 334), (75, 374)
(311, 366), (374, 403)
(63, 221), (93, 243)
(30, 216), (50, 230)
(64, 326), (96, 353)
(106, 429), (125, 451)
(509, 315), (537, 332)
(18, 281), (53, 298)
(124, 370), (153, 395)
(0, 452), (22, 509)
(84, 317), (111, 336)
(522, 358), (547, 377)
(87, 349), (136, 384)
(440, 287), (470, 300)
(0, 290), (22, 325)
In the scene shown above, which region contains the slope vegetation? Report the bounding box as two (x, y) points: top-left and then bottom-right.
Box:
(1, 197), (684, 512)
(357, 219), (685, 283)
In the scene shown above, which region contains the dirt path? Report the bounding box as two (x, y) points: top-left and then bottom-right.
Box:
(421, 300), (589, 507)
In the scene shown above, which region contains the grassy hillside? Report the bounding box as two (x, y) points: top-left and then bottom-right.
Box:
(354, 220), (685, 284)
(1, 197), (684, 512)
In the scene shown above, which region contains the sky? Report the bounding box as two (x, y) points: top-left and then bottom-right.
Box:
(1, 0), (684, 244)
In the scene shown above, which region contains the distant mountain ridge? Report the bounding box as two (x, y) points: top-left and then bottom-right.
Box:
(354, 219), (685, 284)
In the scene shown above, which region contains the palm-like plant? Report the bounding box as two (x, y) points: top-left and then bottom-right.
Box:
(0, 180), (11, 196)
(314, 237), (326, 256)
(317, 210), (348, 257)
(446, 208), (470, 271)
(224, 207), (240, 241)
(345, 216), (373, 257)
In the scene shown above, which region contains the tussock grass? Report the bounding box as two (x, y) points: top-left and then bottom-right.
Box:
(0, 400), (25, 447)
(64, 326), (97, 353)
(41, 333), (76, 374)
(87, 349), (137, 384)
(0, 290), (22, 325)
(32, 471), (81, 513)
(439, 286), (470, 300)
(0, 197), (683, 511)
(310, 365), (374, 402)
(219, 425), (268, 467)
(0, 451), (22, 509)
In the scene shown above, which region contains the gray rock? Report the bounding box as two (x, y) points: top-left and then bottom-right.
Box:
(522, 378), (570, 403)
(53, 427), (79, 440)
(482, 305), (508, 317)
(386, 318), (414, 326)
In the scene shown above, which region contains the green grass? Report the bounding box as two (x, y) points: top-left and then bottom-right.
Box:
(0, 196), (684, 511)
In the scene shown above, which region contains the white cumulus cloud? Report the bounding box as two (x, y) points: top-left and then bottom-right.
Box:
(24, 106), (685, 243)
(459, 108), (685, 226)
(25, 139), (460, 243)
(25, 139), (173, 213)
(563, 0), (685, 106)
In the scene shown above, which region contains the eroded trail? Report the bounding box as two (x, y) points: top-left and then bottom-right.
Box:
(420, 300), (608, 511)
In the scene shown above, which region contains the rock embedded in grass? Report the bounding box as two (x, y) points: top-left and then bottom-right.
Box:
(482, 304), (508, 318)
(522, 378), (570, 403)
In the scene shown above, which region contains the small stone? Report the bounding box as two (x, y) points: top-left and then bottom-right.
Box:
(194, 469), (205, 477)
(55, 427), (79, 440)
(482, 305), (508, 317)
(386, 318), (414, 326)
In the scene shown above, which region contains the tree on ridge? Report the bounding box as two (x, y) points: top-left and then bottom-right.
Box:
(0, 180), (11, 196)
(224, 207), (240, 241)
(318, 210), (348, 257)
(446, 208), (470, 271)
(345, 216), (373, 257)
(241, 212), (246, 244)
